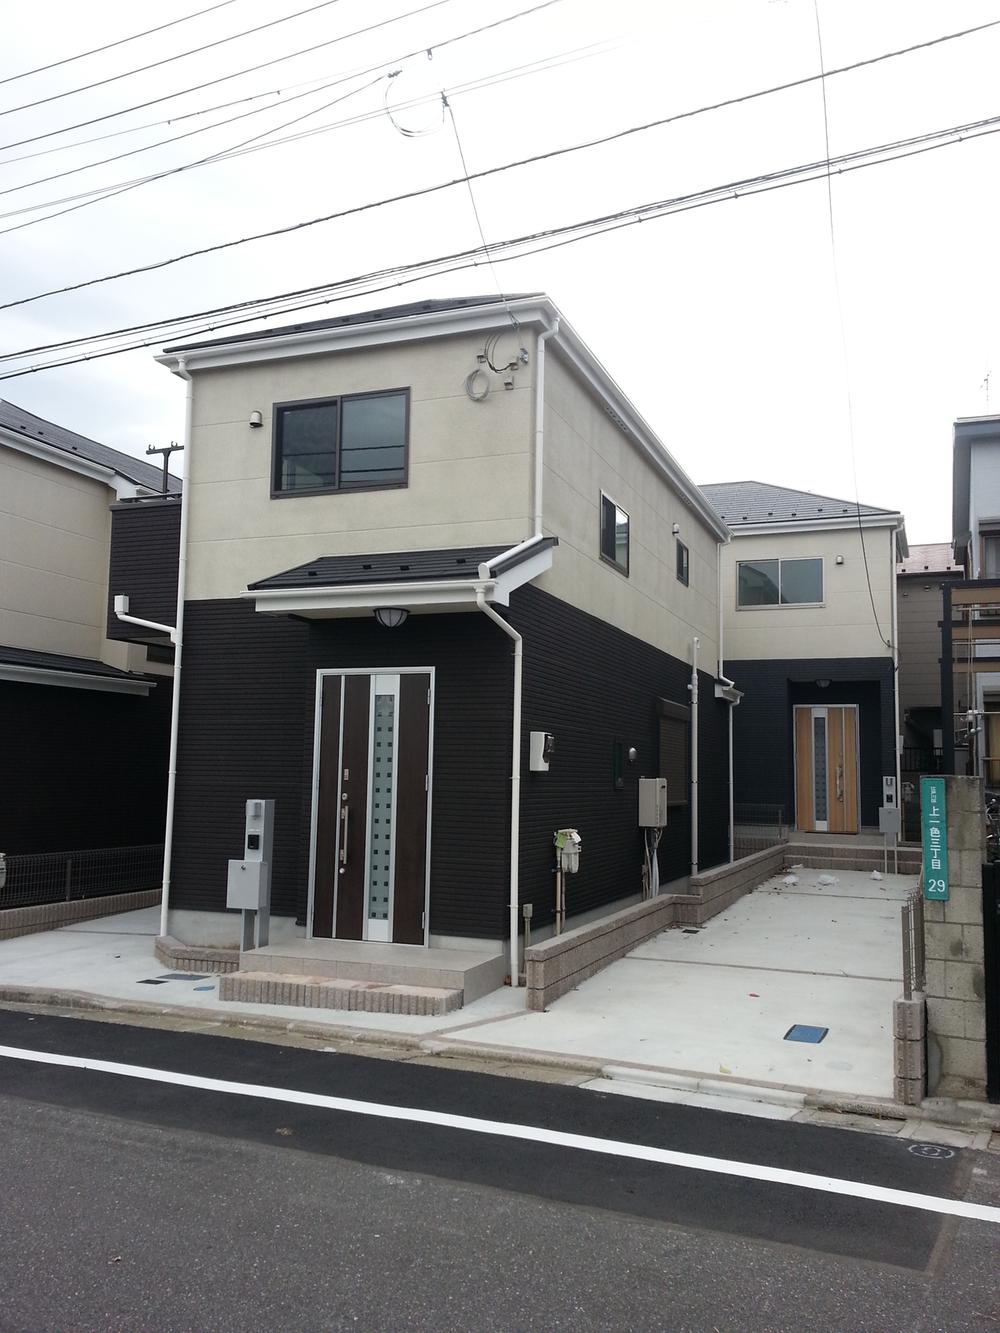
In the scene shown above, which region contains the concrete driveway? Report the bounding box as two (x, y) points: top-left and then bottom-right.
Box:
(467, 867), (917, 1100)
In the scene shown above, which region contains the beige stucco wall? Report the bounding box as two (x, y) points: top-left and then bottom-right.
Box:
(720, 525), (896, 663)
(183, 333), (533, 601)
(538, 351), (721, 665)
(1, 446), (121, 667)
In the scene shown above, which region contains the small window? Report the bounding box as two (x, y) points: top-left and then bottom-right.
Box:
(737, 557), (822, 607)
(676, 539), (689, 586)
(273, 390), (408, 496)
(600, 493), (629, 575)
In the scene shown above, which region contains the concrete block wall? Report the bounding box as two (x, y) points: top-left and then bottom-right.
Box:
(0, 889), (160, 941)
(525, 844), (786, 1011)
(924, 776), (988, 1099)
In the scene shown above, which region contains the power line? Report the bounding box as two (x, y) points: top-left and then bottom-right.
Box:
(0, 0), (346, 120)
(2, 109), (998, 379)
(3, 16), (997, 312)
(812, 0), (892, 652)
(0, 0), (557, 155)
(0, 0), (247, 89)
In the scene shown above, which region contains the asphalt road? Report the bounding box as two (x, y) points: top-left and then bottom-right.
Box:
(0, 1007), (998, 1332)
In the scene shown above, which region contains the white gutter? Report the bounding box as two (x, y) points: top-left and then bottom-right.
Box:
(891, 524), (902, 801)
(113, 595), (175, 642)
(690, 637), (700, 877)
(475, 586), (523, 987)
(160, 359), (193, 940)
(532, 319), (559, 537)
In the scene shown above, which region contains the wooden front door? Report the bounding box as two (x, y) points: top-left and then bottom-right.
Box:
(312, 671), (431, 943)
(794, 705), (859, 834)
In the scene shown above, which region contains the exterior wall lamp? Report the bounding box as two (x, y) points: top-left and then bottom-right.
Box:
(374, 607), (409, 629)
(816, 679), (831, 689)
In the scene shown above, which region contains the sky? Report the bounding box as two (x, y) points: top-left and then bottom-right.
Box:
(1, 0), (998, 542)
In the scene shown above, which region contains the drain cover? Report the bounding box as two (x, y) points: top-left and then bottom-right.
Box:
(784, 1024), (828, 1043)
(137, 979), (169, 986)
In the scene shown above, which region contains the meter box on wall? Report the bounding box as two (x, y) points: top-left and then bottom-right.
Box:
(638, 777), (668, 828)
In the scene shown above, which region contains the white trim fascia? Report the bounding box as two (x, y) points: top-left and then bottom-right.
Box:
(156, 300), (554, 374)
(0, 664), (153, 695)
(493, 545), (554, 602)
(725, 513), (904, 538)
(1, 428), (143, 500)
(154, 295), (729, 543)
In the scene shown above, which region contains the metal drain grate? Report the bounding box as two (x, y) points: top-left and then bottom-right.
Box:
(784, 1024), (828, 1043)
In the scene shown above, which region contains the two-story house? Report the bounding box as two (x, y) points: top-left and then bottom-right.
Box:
(0, 400), (177, 857)
(115, 295), (734, 989)
(701, 480), (907, 835)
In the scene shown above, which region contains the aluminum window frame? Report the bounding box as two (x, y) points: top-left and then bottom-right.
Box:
(736, 556), (825, 609)
(599, 490), (630, 577)
(270, 387), (411, 499)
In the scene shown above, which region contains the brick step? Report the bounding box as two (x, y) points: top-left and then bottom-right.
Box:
(219, 969), (463, 1016)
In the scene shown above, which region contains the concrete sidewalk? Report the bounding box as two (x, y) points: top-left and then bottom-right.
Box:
(2, 872), (996, 1141)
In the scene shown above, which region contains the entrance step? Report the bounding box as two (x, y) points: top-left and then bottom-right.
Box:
(237, 938), (506, 1004)
(218, 970), (463, 1016)
(784, 842), (921, 874)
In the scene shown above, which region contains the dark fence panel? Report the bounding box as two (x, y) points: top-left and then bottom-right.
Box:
(1, 845), (163, 911)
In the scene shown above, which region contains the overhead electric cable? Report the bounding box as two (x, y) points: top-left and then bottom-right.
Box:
(3, 15), (998, 313)
(0, 0), (559, 154)
(0, 0), (246, 88)
(813, 0), (892, 651)
(3, 109), (999, 379)
(0, 0), (347, 119)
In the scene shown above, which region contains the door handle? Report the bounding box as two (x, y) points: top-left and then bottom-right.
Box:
(836, 764), (844, 802)
(340, 799), (349, 865)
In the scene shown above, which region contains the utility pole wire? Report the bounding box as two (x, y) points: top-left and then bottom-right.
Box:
(0, 0), (558, 154)
(2, 108), (999, 379)
(2, 13), (998, 312)
(0, 0), (246, 89)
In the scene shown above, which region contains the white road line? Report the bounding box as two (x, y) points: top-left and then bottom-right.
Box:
(2, 1042), (997, 1225)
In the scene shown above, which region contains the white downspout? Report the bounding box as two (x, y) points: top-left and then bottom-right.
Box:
(532, 320), (559, 537)
(690, 636), (700, 876)
(475, 587), (523, 987)
(717, 543), (735, 862)
(159, 357), (193, 939)
(891, 526), (902, 800)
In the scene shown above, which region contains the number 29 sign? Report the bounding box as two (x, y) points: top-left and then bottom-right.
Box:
(920, 776), (949, 901)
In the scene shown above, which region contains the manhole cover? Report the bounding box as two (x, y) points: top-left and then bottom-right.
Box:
(907, 1143), (956, 1160)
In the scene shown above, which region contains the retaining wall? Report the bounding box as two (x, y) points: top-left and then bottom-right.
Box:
(0, 888), (161, 941)
(525, 844), (786, 1011)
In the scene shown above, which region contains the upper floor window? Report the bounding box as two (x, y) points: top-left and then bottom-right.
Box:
(676, 539), (689, 586)
(272, 389), (409, 496)
(600, 493), (629, 575)
(737, 557), (823, 607)
(982, 528), (1000, 579)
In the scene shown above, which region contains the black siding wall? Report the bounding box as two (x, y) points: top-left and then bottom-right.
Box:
(726, 656), (895, 827)
(106, 498), (181, 642)
(0, 678), (172, 854)
(171, 590), (730, 938)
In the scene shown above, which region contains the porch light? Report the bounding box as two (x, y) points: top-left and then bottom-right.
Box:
(816, 679), (831, 689)
(374, 607), (408, 629)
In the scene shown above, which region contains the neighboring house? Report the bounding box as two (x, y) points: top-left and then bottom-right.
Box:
(701, 480), (907, 835)
(0, 400), (177, 855)
(896, 543), (962, 793)
(949, 413), (1000, 779)
(114, 294), (734, 975)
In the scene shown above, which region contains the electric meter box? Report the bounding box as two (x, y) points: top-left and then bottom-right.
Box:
(638, 777), (668, 828)
(226, 859), (269, 911)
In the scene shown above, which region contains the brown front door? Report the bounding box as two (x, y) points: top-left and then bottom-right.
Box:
(312, 671), (431, 943)
(793, 705), (860, 834)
